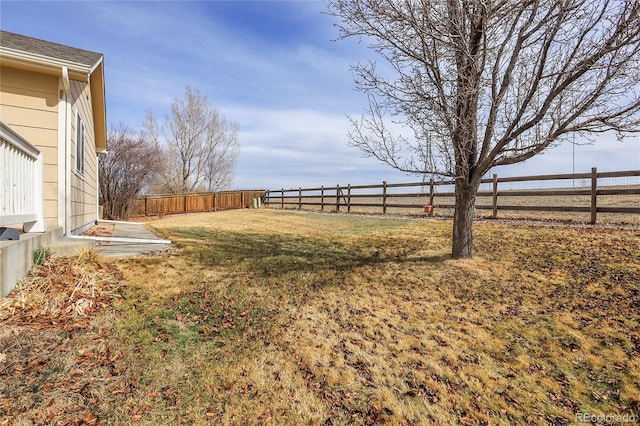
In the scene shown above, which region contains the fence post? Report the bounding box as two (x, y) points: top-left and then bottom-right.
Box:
(492, 174), (498, 219)
(591, 167), (597, 224)
(321, 186), (324, 211)
(298, 187), (302, 210)
(281, 188), (284, 210)
(347, 184), (352, 213)
(144, 197), (148, 217)
(184, 194), (187, 214)
(213, 193), (217, 212)
(382, 181), (388, 214)
(336, 185), (341, 212)
(265, 190), (269, 208)
(241, 192), (245, 209)
(429, 178), (435, 217)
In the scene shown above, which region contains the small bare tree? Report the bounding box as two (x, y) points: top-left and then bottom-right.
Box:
(328, 0), (640, 258)
(203, 113), (240, 192)
(145, 87), (240, 194)
(99, 125), (161, 220)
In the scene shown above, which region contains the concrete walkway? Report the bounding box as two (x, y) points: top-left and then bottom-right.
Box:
(94, 222), (171, 258)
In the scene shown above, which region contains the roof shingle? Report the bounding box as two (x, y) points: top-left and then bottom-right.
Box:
(0, 30), (102, 68)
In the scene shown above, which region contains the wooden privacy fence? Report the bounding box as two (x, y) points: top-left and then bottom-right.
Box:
(130, 190), (266, 218)
(264, 168), (640, 224)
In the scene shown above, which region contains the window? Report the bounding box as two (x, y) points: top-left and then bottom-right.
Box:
(76, 114), (85, 174)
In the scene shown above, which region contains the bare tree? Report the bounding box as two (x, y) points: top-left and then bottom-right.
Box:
(203, 113), (240, 192)
(145, 87), (240, 194)
(328, 0), (640, 258)
(99, 125), (161, 220)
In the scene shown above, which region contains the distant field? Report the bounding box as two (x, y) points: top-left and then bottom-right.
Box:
(2, 210), (639, 424)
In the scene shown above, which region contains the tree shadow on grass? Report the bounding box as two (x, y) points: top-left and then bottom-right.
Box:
(169, 227), (448, 278)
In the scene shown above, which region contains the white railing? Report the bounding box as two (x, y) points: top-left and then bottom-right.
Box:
(0, 122), (45, 233)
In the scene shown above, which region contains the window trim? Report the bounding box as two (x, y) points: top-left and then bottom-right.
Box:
(76, 113), (85, 175)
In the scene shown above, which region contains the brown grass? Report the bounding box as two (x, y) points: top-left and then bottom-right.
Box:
(1, 210), (639, 425)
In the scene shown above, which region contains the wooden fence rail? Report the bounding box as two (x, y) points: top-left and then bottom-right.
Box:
(264, 168), (640, 224)
(130, 190), (266, 218)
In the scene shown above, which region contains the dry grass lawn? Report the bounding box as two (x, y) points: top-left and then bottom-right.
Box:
(1, 210), (639, 425)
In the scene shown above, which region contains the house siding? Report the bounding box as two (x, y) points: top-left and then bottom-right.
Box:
(69, 79), (98, 233)
(0, 65), (59, 227)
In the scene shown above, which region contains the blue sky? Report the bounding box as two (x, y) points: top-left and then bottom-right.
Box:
(2, 1), (638, 190)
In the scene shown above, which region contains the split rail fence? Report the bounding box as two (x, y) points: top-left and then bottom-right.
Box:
(130, 190), (266, 218)
(264, 168), (640, 224)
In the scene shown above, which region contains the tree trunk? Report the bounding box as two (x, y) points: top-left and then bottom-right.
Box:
(451, 179), (479, 259)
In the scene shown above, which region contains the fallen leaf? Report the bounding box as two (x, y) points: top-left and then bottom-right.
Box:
(83, 412), (100, 425)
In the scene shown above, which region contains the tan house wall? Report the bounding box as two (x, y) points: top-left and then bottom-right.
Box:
(0, 65), (59, 227)
(69, 79), (98, 233)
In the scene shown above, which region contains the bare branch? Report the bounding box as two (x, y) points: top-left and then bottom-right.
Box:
(145, 87), (240, 194)
(99, 125), (162, 219)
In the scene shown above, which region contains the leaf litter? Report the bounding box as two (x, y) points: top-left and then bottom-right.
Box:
(0, 249), (133, 425)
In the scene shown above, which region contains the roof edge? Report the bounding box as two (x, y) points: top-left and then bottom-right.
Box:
(89, 60), (107, 153)
(0, 46), (96, 74)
